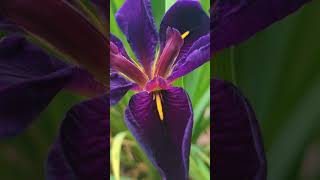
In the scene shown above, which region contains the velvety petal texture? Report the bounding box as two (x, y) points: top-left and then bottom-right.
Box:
(0, 35), (73, 137)
(46, 139), (76, 180)
(211, 79), (267, 180)
(0, 0), (108, 83)
(116, 0), (158, 76)
(46, 96), (109, 180)
(110, 73), (133, 105)
(160, 0), (209, 60)
(125, 87), (193, 180)
(211, 0), (312, 52)
(168, 34), (210, 81)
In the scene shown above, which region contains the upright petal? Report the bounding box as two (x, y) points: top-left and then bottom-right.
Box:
(115, 0), (158, 77)
(160, 0), (209, 61)
(211, 79), (267, 180)
(0, 35), (74, 137)
(0, 0), (108, 84)
(46, 96), (109, 180)
(168, 34), (210, 81)
(125, 87), (193, 180)
(211, 0), (312, 52)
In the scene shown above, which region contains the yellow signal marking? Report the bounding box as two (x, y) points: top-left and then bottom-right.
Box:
(181, 31), (190, 39)
(155, 93), (164, 121)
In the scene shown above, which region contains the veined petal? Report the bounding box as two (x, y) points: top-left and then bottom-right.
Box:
(211, 79), (267, 180)
(0, 35), (74, 137)
(111, 42), (148, 87)
(0, 0), (108, 84)
(115, 0), (158, 77)
(211, 0), (312, 52)
(46, 96), (109, 180)
(111, 34), (130, 60)
(160, 0), (209, 61)
(154, 27), (183, 78)
(168, 34), (210, 81)
(110, 73), (133, 106)
(125, 87), (193, 180)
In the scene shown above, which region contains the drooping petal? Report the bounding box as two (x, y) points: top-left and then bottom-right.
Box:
(46, 96), (109, 180)
(115, 0), (158, 77)
(0, 35), (75, 137)
(125, 87), (193, 180)
(46, 139), (76, 180)
(211, 79), (267, 180)
(168, 34), (210, 81)
(211, 0), (312, 53)
(110, 73), (133, 105)
(0, 35), (106, 97)
(0, 0), (108, 83)
(160, 0), (209, 61)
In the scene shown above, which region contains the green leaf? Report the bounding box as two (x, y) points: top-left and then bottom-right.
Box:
(111, 132), (128, 180)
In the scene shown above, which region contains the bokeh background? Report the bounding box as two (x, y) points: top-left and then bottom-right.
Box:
(0, 0), (319, 180)
(213, 1), (320, 180)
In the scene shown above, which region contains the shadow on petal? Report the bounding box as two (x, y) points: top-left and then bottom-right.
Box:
(46, 96), (109, 180)
(211, 79), (267, 180)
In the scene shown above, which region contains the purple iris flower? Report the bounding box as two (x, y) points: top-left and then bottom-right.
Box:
(0, 0), (108, 179)
(111, 0), (209, 179)
(211, 0), (312, 179)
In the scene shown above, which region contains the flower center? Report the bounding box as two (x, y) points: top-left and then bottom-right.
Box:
(110, 28), (189, 93)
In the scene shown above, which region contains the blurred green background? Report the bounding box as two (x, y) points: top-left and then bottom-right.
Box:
(213, 1), (320, 180)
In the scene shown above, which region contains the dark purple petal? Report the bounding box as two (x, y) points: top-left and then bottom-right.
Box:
(46, 96), (109, 180)
(111, 34), (130, 60)
(0, 35), (75, 137)
(110, 73), (133, 105)
(125, 87), (193, 179)
(46, 139), (76, 180)
(168, 34), (210, 81)
(115, 0), (158, 77)
(0, 35), (105, 98)
(0, 16), (20, 33)
(0, 0), (108, 83)
(211, 0), (312, 52)
(160, 0), (209, 61)
(211, 79), (267, 180)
